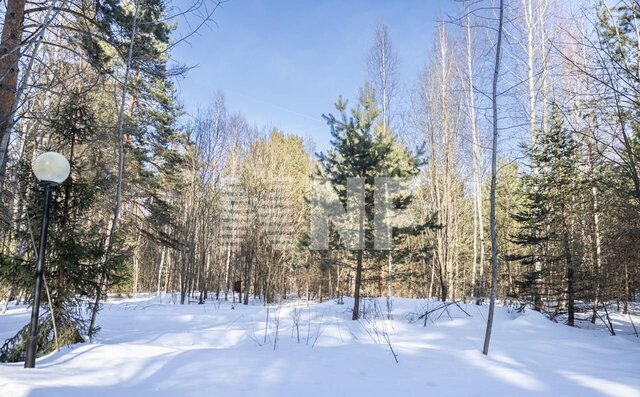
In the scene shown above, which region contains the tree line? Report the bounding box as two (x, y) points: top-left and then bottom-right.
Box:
(0, 0), (638, 361)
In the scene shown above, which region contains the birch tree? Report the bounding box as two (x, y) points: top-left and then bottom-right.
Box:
(416, 23), (467, 301)
(368, 23), (399, 298)
(464, 7), (487, 300)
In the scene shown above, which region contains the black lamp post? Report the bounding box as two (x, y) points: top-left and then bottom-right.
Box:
(24, 151), (70, 369)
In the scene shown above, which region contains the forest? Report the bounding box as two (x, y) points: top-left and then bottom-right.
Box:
(0, 0), (638, 384)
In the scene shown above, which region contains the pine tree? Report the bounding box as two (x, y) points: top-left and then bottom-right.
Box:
(317, 85), (420, 320)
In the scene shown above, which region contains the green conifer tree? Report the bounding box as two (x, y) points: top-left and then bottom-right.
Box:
(317, 85), (422, 319)
(510, 104), (582, 324)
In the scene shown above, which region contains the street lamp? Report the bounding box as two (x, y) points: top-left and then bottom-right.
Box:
(24, 151), (70, 369)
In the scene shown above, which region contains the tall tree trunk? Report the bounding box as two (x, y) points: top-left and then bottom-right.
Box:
(623, 262), (630, 315)
(157, 245), (166, 297)
(439, 267), (448, 302)
(368, 24), (397, 300)
(0, 0), (57, 184)
(0, 0), (27, 182)
(352, 250), (363, 320)
(567, 260), (575, 327)
(88, 0), (140, 337)
(429, 252), (435, 299)
(483, 0), (504, 356)
(466, 8), (485, 299)
(352, 181), (365, 320)
(243, 243), (253, 305)
(590, 191), (602, 323)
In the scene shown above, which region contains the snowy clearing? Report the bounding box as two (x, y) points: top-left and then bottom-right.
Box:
(1, 297), (639, 397)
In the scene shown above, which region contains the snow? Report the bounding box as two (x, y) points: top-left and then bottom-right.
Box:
(1, 296), (639, 397)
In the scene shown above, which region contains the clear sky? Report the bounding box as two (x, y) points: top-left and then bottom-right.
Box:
(172, 0), (457, 151)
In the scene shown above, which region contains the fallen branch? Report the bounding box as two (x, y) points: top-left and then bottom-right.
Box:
(418, 300), (472, 322)
(594, 303), (616, 336)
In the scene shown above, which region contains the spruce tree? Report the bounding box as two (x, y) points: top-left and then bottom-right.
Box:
(0, 92), (128, 362)
(510, 104), (581, 324)
(88, 0), (188, 335)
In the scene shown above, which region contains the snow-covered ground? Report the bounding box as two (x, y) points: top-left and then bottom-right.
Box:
(1, 296), (639, 397)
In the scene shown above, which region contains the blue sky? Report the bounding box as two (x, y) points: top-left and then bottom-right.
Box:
(172, 0), (457, 151)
